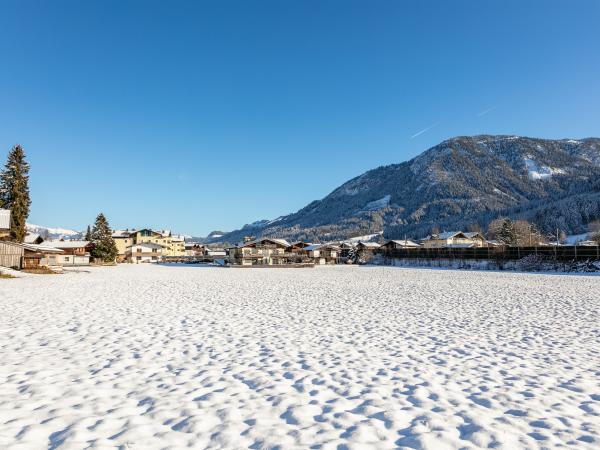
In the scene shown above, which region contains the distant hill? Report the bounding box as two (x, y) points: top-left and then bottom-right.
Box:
(208, 135), (600, 244)
(26, 223), (83, 240)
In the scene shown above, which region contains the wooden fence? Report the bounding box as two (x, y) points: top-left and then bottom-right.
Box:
(0, 241), (24, 269)
(381, 245), (600, 262)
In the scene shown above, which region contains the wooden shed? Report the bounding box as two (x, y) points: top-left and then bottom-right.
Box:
(0, 241), (24, 269)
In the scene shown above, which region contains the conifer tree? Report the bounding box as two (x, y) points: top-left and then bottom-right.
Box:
(84, 225), (92, 241)
(90, 213), (118, 262)
(497, 218), (517, 246)
(0, 145), (31, 242)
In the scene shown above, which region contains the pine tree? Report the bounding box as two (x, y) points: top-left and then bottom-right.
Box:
(84, 225), (92, 241)
(90, 213), (118, 263)
(497, 218), (517, 246)
(0, 145), (31, 242)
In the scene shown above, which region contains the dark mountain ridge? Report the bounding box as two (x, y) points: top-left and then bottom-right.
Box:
(209, 135), (600, 244)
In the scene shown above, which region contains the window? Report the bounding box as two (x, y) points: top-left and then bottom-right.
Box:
(64, 257), (70, 262)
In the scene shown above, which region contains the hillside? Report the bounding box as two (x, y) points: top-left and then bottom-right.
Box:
(210, 135), (600, 244)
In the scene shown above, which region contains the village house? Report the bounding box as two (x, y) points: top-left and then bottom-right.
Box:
(304, 244), (340, 265)
(356, 241), (381, 252)
(228, 238), (291, 266)
(338, 242), (355, 259)
(381, 239), (421, 256)
(126, 242), (164, 264)
(420, 231), (487, 248)
(43, 240), (92, 266)
(0, 209), (10, 240)
(22, 243), (64, 270)
(185, 242), (206, 257)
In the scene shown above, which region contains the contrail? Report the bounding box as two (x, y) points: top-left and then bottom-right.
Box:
(476, 106), (496, 117)
(410, 122), (439, 139)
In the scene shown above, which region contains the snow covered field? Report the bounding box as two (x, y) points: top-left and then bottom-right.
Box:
(1, 265), (599, 449)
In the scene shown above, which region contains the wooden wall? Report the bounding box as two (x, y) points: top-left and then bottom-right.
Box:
(0, 242), (24, 269)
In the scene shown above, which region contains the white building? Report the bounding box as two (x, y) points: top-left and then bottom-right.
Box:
(0, 209), (10, 240)
(127, 243), (164, 263)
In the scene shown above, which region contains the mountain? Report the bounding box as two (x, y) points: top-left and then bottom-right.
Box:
(26, 223), (83, 240)
(209, 135), (600, 244)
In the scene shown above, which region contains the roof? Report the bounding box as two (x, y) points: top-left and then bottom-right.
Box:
(437, 231), (464, 239)
(43, 240), (91, 249)
(171, 235), (185, 242)
(0, 209), (10, 229)
(112, 230), (133, 238)
(463, 232), (485, 239)
(240, 237), (291, 248)
(22, 243), (64, 254)
(357, 241), (381, 248)
(304, 244), (322, 251)
(24, 233), (41, 243)
(384, 239), (421, 247)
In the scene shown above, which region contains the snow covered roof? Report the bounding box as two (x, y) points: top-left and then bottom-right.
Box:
(357, 242), (381, 248)
(240, 238), (291, 248)
(24, 233), (41, 243)
(112, 230), (132, 238)
(305, 244), (323, 251)
(160, 229), (172, 237)
(0, 209), (10, 229)
(43, 240), (91, 249)
(22, 243), (64, 254)
(384, 239), (421, 247)
(463, 232), (485, 239)
(437, 231), (464, 239)
(171, 235), (185, 242)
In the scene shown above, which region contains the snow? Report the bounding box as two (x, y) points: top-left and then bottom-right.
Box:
(345, 231), (383, 243)
(1, 265), (599, 449)
(26, 223), (81, 238)
(524, 158), (566, 180)
(363, 194), (391, 211)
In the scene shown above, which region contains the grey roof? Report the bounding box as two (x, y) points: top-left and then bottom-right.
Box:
(0, 209), (10, 229)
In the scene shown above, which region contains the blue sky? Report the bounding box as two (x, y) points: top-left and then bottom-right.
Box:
(1, 1), (599, 236)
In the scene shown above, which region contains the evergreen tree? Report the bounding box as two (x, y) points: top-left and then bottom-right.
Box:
(84, 225), (92, 241)
(497, 218), (517, 246)
(90, 213), (118, 262)
(0, 145), (31, 242)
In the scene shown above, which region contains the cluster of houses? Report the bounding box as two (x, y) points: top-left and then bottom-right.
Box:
(0, 210), (93, 270)
(224, 231), (490, 266)
(2, 205), (597, 271)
